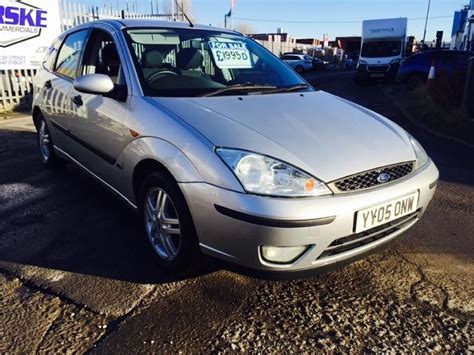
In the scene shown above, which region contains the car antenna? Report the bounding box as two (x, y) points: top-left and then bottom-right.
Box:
(174, 0), (194, 27)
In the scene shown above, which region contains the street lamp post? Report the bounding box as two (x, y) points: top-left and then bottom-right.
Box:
(422, 0), (432, 45)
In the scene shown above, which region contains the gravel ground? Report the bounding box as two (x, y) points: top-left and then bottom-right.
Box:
(0, 273), (109, 353)
(206, 253), (472, 352)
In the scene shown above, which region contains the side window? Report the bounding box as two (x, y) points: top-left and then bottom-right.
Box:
(43, 36), (62, 71)
(54, 30), (89, 79)
(81, 29), (123, 85)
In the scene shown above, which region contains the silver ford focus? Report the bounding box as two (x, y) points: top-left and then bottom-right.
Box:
(32, 19), (439, 276)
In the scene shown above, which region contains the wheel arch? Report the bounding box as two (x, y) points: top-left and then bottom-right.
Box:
(119, 137), (203, 204)
(32, 106), (42, 130)
(133, 159), (176, 203)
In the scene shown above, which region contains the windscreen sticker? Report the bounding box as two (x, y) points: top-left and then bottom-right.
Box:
(209, 41), (252, 69)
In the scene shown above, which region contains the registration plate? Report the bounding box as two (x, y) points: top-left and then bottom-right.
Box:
(355, 192), (419, 233)
(370, 73), (385, 78)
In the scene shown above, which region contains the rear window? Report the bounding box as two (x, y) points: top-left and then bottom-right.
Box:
(43, 37), (62, 71)
(54, 30), (89, 79)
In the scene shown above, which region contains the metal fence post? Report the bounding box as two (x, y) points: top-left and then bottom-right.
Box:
(462, 57), (474, 119)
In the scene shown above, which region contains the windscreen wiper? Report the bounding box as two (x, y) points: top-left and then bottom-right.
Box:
(261, 83), (311, 94)
(200, 83), (277, 97)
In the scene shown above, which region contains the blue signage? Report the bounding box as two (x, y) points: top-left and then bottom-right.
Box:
(452, 10), (468, 37)
(0, 5), (47, 27)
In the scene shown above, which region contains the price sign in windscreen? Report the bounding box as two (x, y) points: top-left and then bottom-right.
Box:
(209, 41), (252, 69)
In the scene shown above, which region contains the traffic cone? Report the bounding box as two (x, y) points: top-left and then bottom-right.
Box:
(426, 58), (436, 90)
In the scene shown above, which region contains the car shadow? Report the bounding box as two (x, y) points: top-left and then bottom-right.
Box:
(0, 129), (218, 285)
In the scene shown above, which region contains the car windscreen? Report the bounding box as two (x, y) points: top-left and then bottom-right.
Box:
(361, 40), (402, 58)
(124, 27), (310, 97)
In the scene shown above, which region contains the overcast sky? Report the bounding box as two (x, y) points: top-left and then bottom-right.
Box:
(90, 0), (469, 41)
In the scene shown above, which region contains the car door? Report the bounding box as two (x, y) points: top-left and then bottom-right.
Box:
(436, 52), (455, 82)
(294, 55), (306, 68)
(67, 25), (131, 188)
(454, 52), (470, 79)
(43, 29), (89, 149)
(282, 55), (297, 69)
(452, 52), (471, 94)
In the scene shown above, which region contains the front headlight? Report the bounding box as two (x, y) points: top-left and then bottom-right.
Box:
(216, 148), (332, 197)
(408, 135), (429, 169)
(358, 60), (368, 65)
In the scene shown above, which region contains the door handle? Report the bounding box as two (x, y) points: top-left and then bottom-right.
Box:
(44, 80), (52, 89)
(71, 95), (83, 106)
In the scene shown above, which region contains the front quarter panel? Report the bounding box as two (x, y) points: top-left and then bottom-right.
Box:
(117, 136), (202, 203)
(117, 96), (245, 204)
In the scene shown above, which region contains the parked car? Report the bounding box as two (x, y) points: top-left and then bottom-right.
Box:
(397, 50), (474, 89)
(281, 53), (313, 73)
(309, 55), (325, 70)
(282, 52), (324, 70)
(32, 20), (439, 276)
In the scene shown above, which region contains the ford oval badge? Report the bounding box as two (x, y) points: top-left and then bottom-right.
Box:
(377, 172), (391, 183)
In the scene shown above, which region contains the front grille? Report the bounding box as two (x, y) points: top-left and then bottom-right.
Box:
(367, 65), (389, 72)
(317, 210), (420, 260)
(331, 162), (414, 193)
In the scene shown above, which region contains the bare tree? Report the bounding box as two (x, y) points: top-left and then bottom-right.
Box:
(181, 0), (194, 20)
(235, 22), (255, 35)
(161, 0), (195, 22)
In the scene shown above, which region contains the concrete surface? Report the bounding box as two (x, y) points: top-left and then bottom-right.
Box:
(0, 71), (472, 352)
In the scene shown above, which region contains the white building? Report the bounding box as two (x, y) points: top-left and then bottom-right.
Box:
(451, 2), (474, 51)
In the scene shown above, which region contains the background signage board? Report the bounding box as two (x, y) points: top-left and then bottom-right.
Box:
(0, 0), (61, 69)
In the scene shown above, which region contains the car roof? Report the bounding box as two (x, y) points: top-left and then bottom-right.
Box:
(64, 19), (239, 35)
(411, 50), (474, 57)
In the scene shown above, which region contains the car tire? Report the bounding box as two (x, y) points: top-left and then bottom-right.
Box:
(37, 114), (65, 168)
(138, 171), (200, 274)
(295, 65), (304, 74)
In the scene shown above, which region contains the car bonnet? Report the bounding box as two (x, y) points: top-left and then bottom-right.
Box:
(152, 91), (416, 182)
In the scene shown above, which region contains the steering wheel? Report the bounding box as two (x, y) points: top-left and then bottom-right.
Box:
(147, 70), (178, 83)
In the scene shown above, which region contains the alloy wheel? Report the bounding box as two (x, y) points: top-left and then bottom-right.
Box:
(39, 120), (51, 161)
(144, 187), (181, 260)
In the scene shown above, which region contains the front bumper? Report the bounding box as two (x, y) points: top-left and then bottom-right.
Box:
(356, 63), (400, 81)
(179, 160), (439, 273)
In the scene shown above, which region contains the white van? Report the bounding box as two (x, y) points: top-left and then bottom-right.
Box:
(355, 18), (408, 82)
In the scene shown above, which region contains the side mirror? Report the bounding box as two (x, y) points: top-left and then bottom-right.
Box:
(74, 74), (114, 95)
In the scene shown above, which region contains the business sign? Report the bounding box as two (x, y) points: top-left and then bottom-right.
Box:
(0, 0), (61, 69)
(362, 18), (408, 40)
